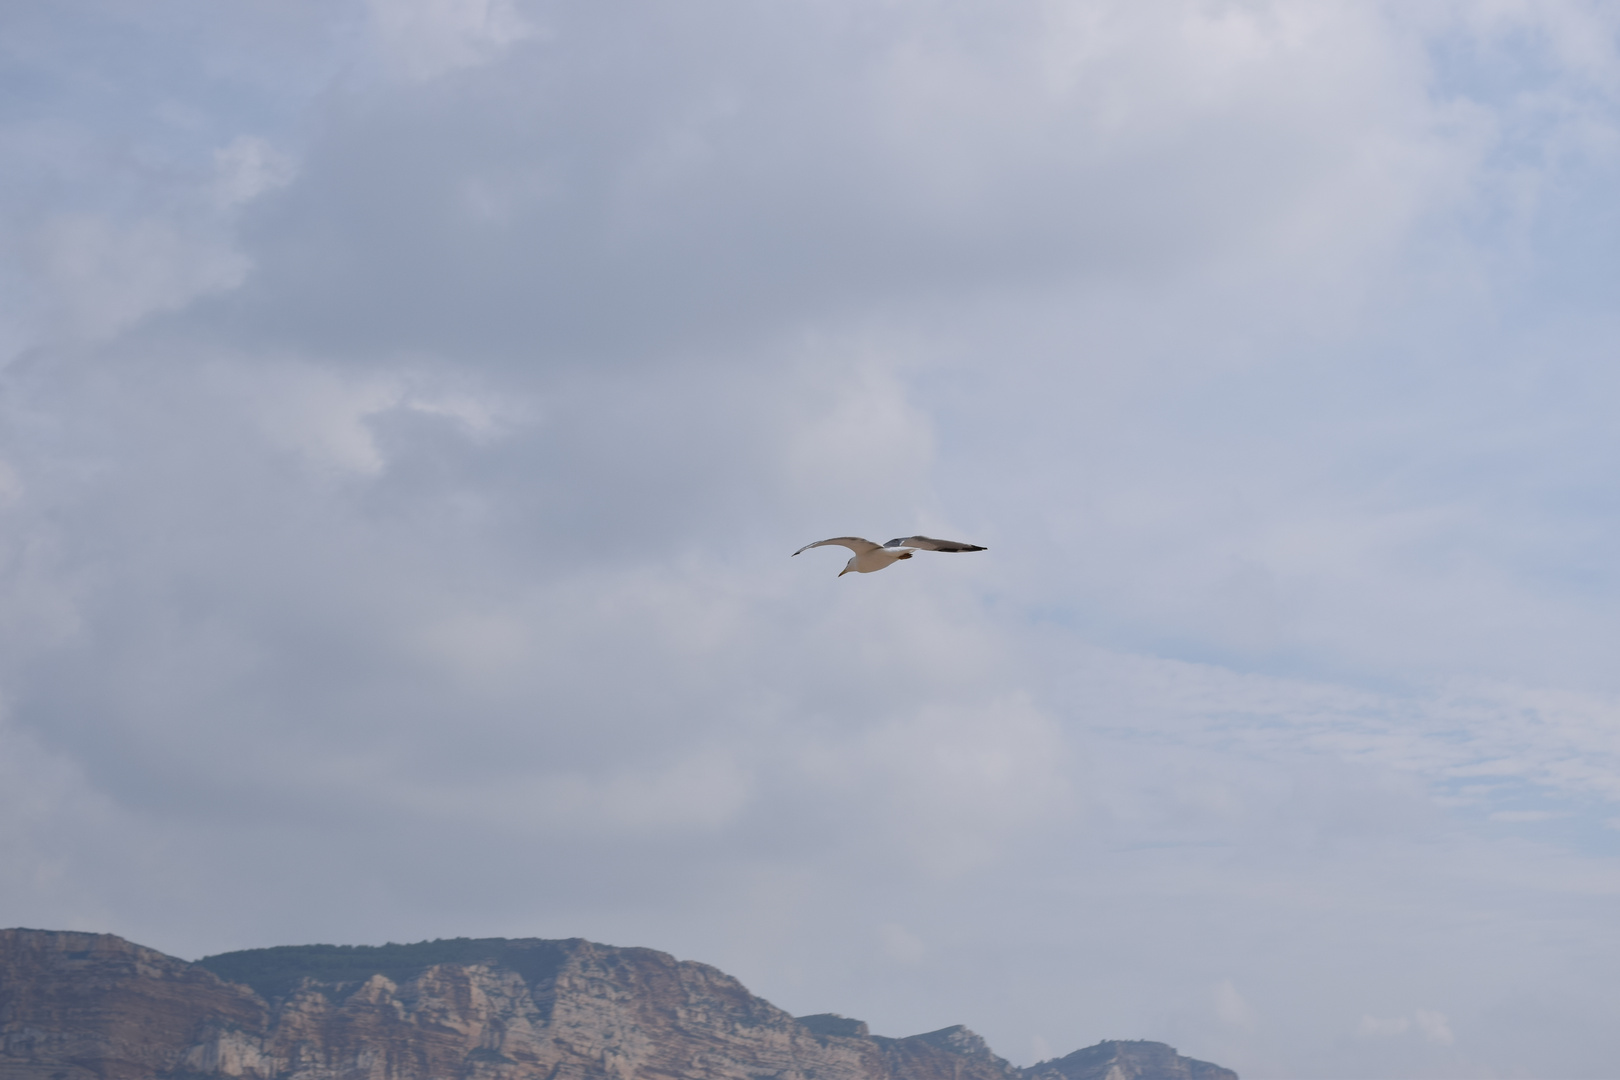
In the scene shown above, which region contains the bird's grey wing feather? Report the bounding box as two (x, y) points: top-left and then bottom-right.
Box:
(883, 535), (987, 552)
(793, 537), (880, 556)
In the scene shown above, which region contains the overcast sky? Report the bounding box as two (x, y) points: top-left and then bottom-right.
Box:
(3, 2), (1619, 1077)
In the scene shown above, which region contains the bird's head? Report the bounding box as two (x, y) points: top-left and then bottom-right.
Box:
(839, 556), (857, 576)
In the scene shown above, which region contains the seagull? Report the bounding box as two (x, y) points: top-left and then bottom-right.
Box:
(792, 535), (988, 576)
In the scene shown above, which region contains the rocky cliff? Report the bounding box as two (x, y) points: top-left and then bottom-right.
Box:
(1025, 1041), (1236, 1080)
(0, 929), (1234, 1080)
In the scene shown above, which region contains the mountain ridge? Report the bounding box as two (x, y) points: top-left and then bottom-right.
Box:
(0, 928), (1236, 1080)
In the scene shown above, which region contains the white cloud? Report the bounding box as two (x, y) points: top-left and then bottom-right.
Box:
(248, 366), (407, 475)
(0, 460), (20, 508)
(1358, 1014), (1411, 1038)
(35, 215), (248, 342)
(241, 361), (518, 476)
(879, 923), (928, 965)
(783, 356), (936, 512)
(212, 137), (297, 210)
(1213, 980), (1257, 1029)
(1357, 1010), (1455, 1046)
(531, 751), (754, 834)
(366, 0), (537, 80)
(1415, 1009), (1455, 1046)
(16, 129), (294, 348)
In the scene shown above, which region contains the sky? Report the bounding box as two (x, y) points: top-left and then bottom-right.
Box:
(1, 2), (1619, 1077)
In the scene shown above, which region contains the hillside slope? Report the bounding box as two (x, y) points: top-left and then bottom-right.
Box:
(0, 929), (1235, 1080)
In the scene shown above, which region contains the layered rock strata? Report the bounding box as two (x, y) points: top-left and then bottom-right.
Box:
(0, 929), (1234, 1080)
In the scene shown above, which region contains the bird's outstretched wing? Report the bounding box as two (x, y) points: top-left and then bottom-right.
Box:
(883, 535), (987, 552)
(793, 537), (880, 556)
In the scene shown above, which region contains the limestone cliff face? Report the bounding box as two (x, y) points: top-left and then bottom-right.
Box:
(0, 930), (266, 1080)
(0, 930), (1235, 1080)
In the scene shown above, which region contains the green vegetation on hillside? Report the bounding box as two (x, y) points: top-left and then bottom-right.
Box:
(196, 937), (577, 1003)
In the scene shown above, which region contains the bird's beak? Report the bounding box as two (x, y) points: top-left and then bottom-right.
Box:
(838, 567), (851, 577)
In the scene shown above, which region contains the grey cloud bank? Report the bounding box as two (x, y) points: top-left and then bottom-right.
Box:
(2, 2), (1619, 1078)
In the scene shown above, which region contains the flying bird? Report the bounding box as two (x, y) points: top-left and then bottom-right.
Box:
(792, 535), (988, 576)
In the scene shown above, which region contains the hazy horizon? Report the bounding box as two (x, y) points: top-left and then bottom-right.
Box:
(2, 3), (1619, 1078)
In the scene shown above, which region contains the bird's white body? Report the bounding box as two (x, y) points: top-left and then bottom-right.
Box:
(792, 535), (987, 576)
(844, 544), (915, 575)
